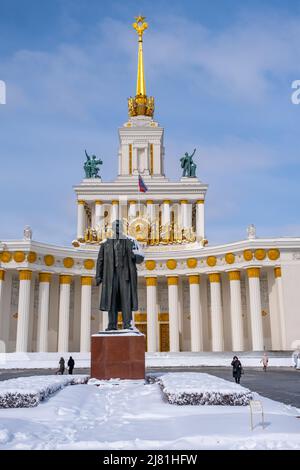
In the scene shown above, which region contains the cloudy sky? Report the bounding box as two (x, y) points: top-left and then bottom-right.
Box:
(0, 0), (300, 246)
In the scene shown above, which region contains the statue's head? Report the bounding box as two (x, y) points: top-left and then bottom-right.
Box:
(92, 155), (96, 160)
(112, 219), (124, 238)
(185, 152), (188, 157)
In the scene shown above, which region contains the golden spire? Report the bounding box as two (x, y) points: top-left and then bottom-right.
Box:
(128, 16), (155, 118)
(133, 16), (147, 96)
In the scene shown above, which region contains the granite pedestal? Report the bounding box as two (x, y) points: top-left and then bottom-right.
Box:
(91, 331), (145, 380)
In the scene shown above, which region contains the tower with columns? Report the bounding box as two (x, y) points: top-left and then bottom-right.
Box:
(1, 17), (300, 356)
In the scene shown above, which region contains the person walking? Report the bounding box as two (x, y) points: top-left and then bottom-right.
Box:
(292, 350), (300, 369)
(261, 352), (269, 372)
(67, 356), (75, 375)
(57, 357), (65, 375)
(231, 355), (243, 384)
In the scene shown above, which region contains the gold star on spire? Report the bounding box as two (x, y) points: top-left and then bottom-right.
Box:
(135, 15), (146, 23)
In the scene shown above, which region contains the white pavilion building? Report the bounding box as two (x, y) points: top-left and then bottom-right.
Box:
(1, 18), (300, 355)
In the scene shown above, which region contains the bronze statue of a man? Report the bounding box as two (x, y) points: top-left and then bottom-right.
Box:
(95, 220), (144, 330)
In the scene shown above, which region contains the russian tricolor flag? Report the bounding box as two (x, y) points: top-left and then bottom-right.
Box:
(138, 174), (148, 193)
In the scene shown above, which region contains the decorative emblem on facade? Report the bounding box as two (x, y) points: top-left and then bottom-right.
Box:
(207, 256), (217, 267)
(44, 254), (55, 266)
(255, 249), (266, 260)
(243, 250), (253, 261)
(225, 253), (235, 264)
(267, 249), (280, 260)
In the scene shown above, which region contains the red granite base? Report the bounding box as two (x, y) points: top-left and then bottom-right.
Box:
(91, 333), (146, 380)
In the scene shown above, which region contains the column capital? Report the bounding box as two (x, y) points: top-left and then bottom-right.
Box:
(95, 200), (103, 205)
(19, 270), (32, 281)
(167, 276), (179, 286)
(247, 267), (260, 278)
(180, 199), (188, 204)
(128, 200), (137, 205)
(146, 277), (157, 286)
(274, 266), (281, 278)
(208, 273), (220, 283)
(228, 270), (241, 281)
(188, 275), (200, 284)
(0, 269), (5, 281)
(111, 200), (119, 205)
(146, 200), (154, 204)
(59, 274), (72, 285)
(163, 199), (171, 204)
(196, 199), (204, 204)
(81, 276), (93, 286)
(39, 272), (52, 283)
(77, 199), (85, 205)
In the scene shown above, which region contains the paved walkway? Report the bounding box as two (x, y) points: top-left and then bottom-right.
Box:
(0, 366), (299, 409)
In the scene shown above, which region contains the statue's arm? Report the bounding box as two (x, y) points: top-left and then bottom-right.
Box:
(191, 148), (196, 157)
(85, 149), (90, 159)
(95, 243), (104, 285)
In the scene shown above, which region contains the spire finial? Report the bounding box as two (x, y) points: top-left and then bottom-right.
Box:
(132, 16), (148, 96)
(128, 16), (154, 118)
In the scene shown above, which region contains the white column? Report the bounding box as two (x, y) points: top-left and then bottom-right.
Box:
(228, 271), (244, 351)
(132, 147), (138, 174)
(146, 277), (158, 352)
(167, 276), (180, 352)
(80, 276), (92, 352)
(189, 275), (203, 351)
(161, 200), (171, 242)
(77, 200), (85, 240)
(162, 200), (171, 226)
(147, 200), (155, 243)
(209, 273), (224, 351)
(128, 200), (137, 219)
(247, 268), (264, 351)
(196, 200), (205, 240)
(58, 275), (71, 352)
(180, 200), (188, 228)
(95, 200), (104, 230)
(16, 270), (32, 352)
(111, 201), (119, 223)
(146, 200), (156, 223)
(275, 267), (287, 350)
(37, 273), (51, 352)
(0, 270), (5, 315)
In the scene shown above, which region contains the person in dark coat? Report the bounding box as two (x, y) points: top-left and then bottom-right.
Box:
(95, 219), (144, 330)
(231, 355), (242, 384)
(67, 356), (75, 375)
(58, 357), (65, 375)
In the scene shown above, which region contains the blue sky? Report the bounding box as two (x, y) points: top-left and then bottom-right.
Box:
(0, 0), (300, 246)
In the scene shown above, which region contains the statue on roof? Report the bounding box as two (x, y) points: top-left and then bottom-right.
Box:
(180, 148), (197, 177)
(84, 150), (103, 178)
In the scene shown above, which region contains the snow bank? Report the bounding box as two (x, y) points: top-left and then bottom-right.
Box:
(0, 375), (89, 408)
(159, 373), (253, 406)
(0, 351), (295, 370)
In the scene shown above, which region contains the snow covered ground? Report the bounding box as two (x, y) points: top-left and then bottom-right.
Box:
(0, 351), (296, 370)
(0, 376), (299, 449)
